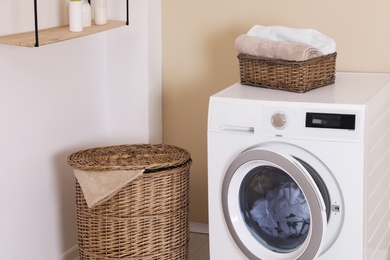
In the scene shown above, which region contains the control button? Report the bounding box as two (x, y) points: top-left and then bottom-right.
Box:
(332, 205), (341, 213)
(271, 112), (287, 130)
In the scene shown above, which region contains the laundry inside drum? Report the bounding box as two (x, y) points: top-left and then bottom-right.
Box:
(239, 166), (310, 253)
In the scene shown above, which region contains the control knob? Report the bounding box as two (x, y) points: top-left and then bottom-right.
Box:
(271, 112), (287, 129)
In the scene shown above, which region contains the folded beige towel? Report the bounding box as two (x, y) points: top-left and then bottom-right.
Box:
(235, 34), (323, 61)
(74, 168), (144, 208)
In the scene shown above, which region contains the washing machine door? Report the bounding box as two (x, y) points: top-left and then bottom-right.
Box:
(222, 147), (327, 260)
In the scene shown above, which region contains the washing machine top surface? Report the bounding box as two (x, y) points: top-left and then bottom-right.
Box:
(208, 72), (390, 143)
(212, 72), (390, 106)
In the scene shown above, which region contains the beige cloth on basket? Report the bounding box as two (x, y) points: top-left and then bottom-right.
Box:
(74, 168), (144, 208)
(235, 34), (323, 61)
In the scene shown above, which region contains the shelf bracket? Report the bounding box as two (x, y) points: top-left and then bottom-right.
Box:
(34, 0), (39, 47)
(126, 0), (129, 25)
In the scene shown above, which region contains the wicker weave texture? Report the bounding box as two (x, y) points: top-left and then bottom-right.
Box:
(69, 144), (191, 259)
(238, 52), (337, 93)
(68, 144), (191, 172)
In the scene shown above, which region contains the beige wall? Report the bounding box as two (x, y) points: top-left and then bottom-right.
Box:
(162, 0), (390, 223)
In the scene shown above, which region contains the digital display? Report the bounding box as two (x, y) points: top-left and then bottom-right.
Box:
(306, 113), (355, 130)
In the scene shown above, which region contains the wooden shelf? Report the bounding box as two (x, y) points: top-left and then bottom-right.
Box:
(0, 20), (127, 47)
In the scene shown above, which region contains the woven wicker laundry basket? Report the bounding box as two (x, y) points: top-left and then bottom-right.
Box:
(238, 52), (337, 93)
(68, 144), (191, 260)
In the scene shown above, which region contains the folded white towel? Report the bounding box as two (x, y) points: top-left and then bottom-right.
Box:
(247, 25), (336, 55)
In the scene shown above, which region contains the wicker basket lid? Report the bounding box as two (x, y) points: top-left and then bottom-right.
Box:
(68, 144), (191, 172)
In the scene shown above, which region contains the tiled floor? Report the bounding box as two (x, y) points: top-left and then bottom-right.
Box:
(189, 232), (210, 260)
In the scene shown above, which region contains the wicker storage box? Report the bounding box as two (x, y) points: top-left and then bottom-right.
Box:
(68, 144), (191, 260)
(238, 52), (337, 93)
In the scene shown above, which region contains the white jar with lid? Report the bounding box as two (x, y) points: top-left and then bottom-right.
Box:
(94, 0), (108, 25)
(69, 0), (83, 32)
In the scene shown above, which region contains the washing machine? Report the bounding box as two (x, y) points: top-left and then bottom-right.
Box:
(207, 72), (390, 260)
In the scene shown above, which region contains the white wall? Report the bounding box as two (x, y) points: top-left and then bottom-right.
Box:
(0, 0), (161, 259)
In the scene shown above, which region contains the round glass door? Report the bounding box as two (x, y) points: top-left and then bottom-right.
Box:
(222, 148), (327, 260)
(240, 165), (311, 253)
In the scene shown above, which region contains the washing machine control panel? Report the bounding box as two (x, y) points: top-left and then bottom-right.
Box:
(271, 111), (288, 129)
(261, 106), (361, 141)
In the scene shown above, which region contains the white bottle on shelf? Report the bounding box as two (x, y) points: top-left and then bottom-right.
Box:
(82, 0), (92, 27)
(69, 0), (83, 32)
(94, 0), (108, 25)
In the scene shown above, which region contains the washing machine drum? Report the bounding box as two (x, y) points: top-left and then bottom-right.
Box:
(222, 144), (339, 260)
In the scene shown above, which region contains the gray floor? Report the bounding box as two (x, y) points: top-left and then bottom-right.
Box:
(189, 232), (210, 260)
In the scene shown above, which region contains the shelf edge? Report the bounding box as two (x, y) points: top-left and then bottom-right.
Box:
(0, 20), (127, 47)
